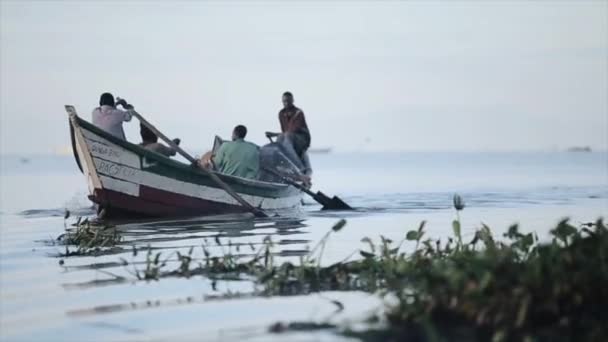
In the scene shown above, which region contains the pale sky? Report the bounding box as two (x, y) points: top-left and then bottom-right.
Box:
(1, 1), (606, 154)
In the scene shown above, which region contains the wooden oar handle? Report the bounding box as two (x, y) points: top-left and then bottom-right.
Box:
(129, 109), (267, 218)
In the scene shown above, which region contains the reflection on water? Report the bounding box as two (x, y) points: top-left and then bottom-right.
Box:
(52, 213), (319, 319)
(56, 213), (311, 281)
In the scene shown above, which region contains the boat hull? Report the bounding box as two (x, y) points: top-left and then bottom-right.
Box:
(67, 107), (302, 218)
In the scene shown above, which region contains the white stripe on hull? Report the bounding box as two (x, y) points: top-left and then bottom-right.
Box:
(93, 157), (300, 209)
(99, 175), (140, 197)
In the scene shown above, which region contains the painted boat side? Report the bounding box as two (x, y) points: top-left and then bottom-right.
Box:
(68, 112), (302, 217)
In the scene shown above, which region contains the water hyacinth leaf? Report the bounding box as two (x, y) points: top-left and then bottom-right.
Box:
(479, 224), (496, 249)
(418, 220), (426, 233)
(332, 219), (347, 232)
(380, 235), (393, 245)
(505, 224), (521, 239)
(361, 237), (375, 253)
(469, 233), (479, 246)
(406, 231), (419, 241)
(360, 250), (375, 258)
(522, 233), (534, 249)
(551, 219), (578, 243)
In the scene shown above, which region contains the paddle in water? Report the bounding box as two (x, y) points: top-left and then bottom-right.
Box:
(263, 167), (353, 210)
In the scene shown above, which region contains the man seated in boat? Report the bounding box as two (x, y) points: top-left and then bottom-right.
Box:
(199, 125), (260, 179)
(92, 92), (134, 140)
(138, 123), (181, 157)
(265, 91), (312, 184)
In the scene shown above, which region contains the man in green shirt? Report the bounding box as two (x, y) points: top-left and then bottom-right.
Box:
(209, 125), (260, 179)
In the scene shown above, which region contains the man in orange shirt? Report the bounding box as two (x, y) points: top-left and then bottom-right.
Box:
(266, 91), (312, 183)
(266, 91), (311, 158)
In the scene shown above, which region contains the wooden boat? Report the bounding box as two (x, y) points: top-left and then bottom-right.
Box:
(66, 106), (302, 218)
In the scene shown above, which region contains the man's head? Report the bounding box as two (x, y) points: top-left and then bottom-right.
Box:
(140, 123), (158, 143)
(232, 125), (247, 141)
(282, 91), (294, 109)
(99, 92), (115, 107)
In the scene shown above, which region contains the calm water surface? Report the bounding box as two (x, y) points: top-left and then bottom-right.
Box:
(1, 152), (606, 341)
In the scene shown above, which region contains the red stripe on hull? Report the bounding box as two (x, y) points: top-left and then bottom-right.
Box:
(139, 185), (247, 213)
(92, 188), (247, 218)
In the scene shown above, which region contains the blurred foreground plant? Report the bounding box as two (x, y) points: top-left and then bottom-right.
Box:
(71, 198), (607, 340)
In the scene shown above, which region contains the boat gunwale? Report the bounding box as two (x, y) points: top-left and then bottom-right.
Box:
(70, 113), (295, 194)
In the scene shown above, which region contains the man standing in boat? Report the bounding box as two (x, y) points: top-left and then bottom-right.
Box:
(265, 91), (313, 183)
(92, 92), (134, 140)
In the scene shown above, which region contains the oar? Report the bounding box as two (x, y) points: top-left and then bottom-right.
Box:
(126, 107), (268, 218)
(263, 167), (353, 210)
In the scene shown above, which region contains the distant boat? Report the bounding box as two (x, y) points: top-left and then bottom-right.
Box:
(20, 158), (30, 164)
(308, 147), (332, 154)
(567, 146), (592, 152)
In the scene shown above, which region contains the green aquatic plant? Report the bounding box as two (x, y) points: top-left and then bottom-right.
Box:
(103, 201), (607, 340)
(382, 218), (607, 341)
(57, 217), (121, 256)
(262, 217), (607, 341)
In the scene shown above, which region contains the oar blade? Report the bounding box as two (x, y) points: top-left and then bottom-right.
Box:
(326, 196), (353, 210)
(316, 191), (353, 210)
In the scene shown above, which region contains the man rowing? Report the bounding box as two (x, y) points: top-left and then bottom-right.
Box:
(138, 123), (181, 157)
(265, 91), (312, 183)
(92, 92), (134, 140)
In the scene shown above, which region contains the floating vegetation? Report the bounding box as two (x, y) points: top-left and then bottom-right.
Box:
(57, 217), (122, 256)
(120, 201), (606, 340)
(60, 198), (607, 340)
(265, 198), (607, 340)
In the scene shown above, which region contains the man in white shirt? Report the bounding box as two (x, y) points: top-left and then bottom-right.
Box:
(92, 92), (134, 140)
